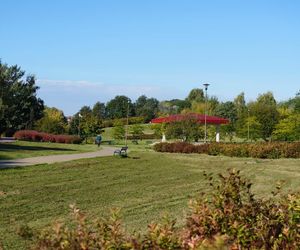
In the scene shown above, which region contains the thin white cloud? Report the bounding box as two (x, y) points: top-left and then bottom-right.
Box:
(36, 78), (173, 115)
(37, 78), (162, 97)
(36, 79), (103, 88)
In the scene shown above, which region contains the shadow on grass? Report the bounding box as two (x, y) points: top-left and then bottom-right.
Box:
(0, 162), (26, 170)
(0, 143), (76, 160)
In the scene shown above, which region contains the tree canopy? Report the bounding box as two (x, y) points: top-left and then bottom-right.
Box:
(0, 61), (44, 135)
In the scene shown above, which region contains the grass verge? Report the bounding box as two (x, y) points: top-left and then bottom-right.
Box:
(0, 141), (99, 160)
(0, 151), (299, 249)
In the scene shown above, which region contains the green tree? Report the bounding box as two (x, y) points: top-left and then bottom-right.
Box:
(130, 124), (144, 140)
(69, 106), (102, 137)
(249, 92), (279, 141)
(238, 116), (262, 141)
(92, 102), (106, 119)
(186, 88), (205, 103)
(150, 124), (164, 139)
(81, 115), (102, 139)
(0, 61), (44, 135)
(208, 96), (219, 115)
(106, 96), (134, 119)
(35, 107), (67, 134)
(272, 113), (300, 141)
(112, 121), (125, 140)
(165, 118), (204, 142)
(159, 99), (190, 115)
(234, 92), (247, 119)
(215, 101), (238, 140)
(135, 95), (159, 122)
(158, 101), (180, 115)
(280, 91), (300, 114)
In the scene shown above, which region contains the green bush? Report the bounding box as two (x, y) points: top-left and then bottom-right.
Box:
(31, 169), (300, 249)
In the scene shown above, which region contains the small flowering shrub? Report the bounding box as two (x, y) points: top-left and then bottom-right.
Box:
(14, 130), (82, 144)
(30, 169), (300, 249)
(153, 142), (300, 158)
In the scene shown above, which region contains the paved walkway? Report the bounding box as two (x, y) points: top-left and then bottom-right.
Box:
(0, 146), (117, 169)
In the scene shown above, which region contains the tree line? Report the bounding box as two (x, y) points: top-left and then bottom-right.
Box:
(1, 61), (299, 141)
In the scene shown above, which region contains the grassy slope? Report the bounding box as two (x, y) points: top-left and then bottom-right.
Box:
(0, 141), (98, 160)
(101, 124), (154, 141)
(0, 151), (299, 249)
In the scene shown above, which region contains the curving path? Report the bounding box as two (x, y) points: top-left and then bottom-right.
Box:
(0, 146), (117, 169)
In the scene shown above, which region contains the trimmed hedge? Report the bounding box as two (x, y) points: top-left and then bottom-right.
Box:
(153, 141), (300, 158)
(14, 130), (82, 144)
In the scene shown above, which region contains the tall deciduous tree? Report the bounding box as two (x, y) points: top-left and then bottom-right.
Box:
(69, 106), (103, 137)
(234, 92), (247, 120)
(249, 92), (279, 141)
(238, 116), (262, 141)
(92, 102), (106, 119)
(130, 124), (144, 140)
(106, 96), (134, 119)
(135, 95), (159, 122)
(272, 113), (300, 141)
(186, 88), (205, 103)
(165, 118), (204, 142)
(215, 101), (238, 139)
(35, 107), (67, 134)
(112, 121), (125, 140)
(0, 61), (44, 135)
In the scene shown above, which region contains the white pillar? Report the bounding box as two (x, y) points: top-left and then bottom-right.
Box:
(162, 133), (167, 142)
(216, 124), (220, 142)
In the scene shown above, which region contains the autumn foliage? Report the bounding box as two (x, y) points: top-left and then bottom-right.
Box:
(153, 141), (300, 158)
(14, 130), (82, 144)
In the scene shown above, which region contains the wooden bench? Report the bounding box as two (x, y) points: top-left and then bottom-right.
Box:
(113, 146), (128, 157)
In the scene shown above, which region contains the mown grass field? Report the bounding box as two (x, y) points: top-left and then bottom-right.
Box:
(0, 141), (98, 160)
(0, 150), (299, 249)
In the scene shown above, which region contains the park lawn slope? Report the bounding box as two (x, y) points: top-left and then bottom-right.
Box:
(0, 141), (99, 160)
(0, 151), (299, 249)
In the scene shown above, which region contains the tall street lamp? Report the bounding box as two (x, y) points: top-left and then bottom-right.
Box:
(203, 83), (210, 143)
(78, 113), (82, 137)
(125, 100), (130, 147)
(247, 109), (250, 141)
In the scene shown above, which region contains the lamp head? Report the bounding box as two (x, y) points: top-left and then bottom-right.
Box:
(203, 83), (210, 90)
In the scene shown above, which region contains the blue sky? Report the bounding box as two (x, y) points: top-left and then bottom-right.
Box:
(1, 0), (300, 115)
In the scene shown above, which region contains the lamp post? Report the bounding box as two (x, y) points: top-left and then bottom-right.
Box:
(203, 83), (210, 143)
(247, 109), (250, 141)
(125, 100), (130, 147)
(78, 113), (82, 137)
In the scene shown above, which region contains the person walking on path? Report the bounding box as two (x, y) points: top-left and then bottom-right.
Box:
(95, 134), (102, 147)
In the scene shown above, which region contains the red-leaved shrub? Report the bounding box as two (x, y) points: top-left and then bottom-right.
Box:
(14, 130), (82, 144)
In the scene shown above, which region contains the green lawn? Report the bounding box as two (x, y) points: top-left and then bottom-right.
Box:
(0, 150), (299, 249)
(0, 141), (98, 160)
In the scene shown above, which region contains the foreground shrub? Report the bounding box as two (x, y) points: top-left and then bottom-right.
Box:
(153, 141), (300, 158)
(14, 130), (82, 144)
(183, 169), (300, 249)
(31, 169), (300, 249)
